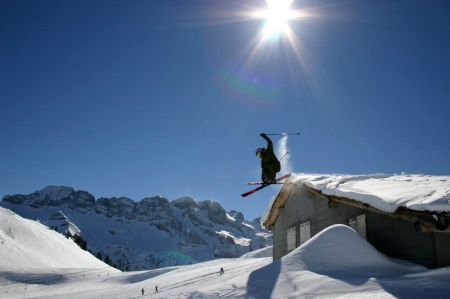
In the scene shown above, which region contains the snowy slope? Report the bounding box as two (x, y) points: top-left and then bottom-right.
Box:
(0, 207), (111, 271)
(2, 224), (450, 298)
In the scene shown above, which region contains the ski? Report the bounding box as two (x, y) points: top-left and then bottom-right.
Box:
(246, 182), (286, 185)
(246, 173), (291, 185)
(241, 173), (291, 197)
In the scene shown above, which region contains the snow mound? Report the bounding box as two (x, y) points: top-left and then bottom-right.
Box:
(0, 207), (111, 271)
(283, 225), (405, 273)
(240, 246), (273, 259)
(246, 225), (450, 299)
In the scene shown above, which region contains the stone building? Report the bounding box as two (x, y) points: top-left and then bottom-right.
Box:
(262, 174), (450, 268)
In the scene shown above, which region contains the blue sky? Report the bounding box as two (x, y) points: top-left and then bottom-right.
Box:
(1, 0), (450, 220)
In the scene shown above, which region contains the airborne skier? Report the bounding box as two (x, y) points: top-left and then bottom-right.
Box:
(242, 132), (298, 197)
(256, 133), (281, 184)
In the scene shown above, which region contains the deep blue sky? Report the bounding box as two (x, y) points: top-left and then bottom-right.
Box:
(1, 0), (450, 220)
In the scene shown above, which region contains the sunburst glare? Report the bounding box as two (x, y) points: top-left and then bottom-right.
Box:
(244, 0), (313, 62)
(259, 0), (296, 39)
(204, 0), (322, 104)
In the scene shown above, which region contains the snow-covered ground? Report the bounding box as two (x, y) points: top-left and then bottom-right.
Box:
(1, 206), (450, 298)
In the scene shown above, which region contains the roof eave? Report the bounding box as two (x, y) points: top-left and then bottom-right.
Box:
(303, 184), (450, 233)
(263, 183), (297, 229)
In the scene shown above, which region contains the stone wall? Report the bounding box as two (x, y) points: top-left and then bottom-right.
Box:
(272, 185), (450, 268)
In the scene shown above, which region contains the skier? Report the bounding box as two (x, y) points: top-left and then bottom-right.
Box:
(256, 133), (281, 184)
(220, 267), (224, 275)
(155, 285), (159, 293)
(141, 288), (144, 296)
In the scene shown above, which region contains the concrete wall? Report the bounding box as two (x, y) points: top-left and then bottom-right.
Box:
(366, 213), (436, 267)
(435, 234), (450, 266)
(273, 186), (364, 259)
(272, 185), (450, 268)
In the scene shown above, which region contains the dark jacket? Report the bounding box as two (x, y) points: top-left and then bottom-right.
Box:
(260, 134), (281, 182)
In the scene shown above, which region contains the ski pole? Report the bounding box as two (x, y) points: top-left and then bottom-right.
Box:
(265, 133), (300, 136)
(279, 151), (289, 161)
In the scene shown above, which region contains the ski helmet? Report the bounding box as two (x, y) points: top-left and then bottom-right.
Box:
(256, 148), (266, 157)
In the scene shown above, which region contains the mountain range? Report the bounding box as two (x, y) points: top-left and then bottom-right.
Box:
(0, 186), (272, 270)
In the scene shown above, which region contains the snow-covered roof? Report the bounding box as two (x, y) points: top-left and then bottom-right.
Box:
(262, 173), (450, 227)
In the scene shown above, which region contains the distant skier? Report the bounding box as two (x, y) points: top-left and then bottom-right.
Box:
(220, 267), (224, 275)
(256, 133), (281, 184)
(155, 285), (159, 293)
(141, 288), (144, 296)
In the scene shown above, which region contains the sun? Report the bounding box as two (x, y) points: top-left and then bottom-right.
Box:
(260, 0), (296, 38)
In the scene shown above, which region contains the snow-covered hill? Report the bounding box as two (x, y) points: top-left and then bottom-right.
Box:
(2, 224), (449, 298)
(0, 207), (112, 271)
(1, 186), (272, 270)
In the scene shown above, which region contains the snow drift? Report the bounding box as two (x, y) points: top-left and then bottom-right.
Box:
(246, 225), (449, 299)
(240, 245), (273, 259)
(281, 224), (407, 273)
